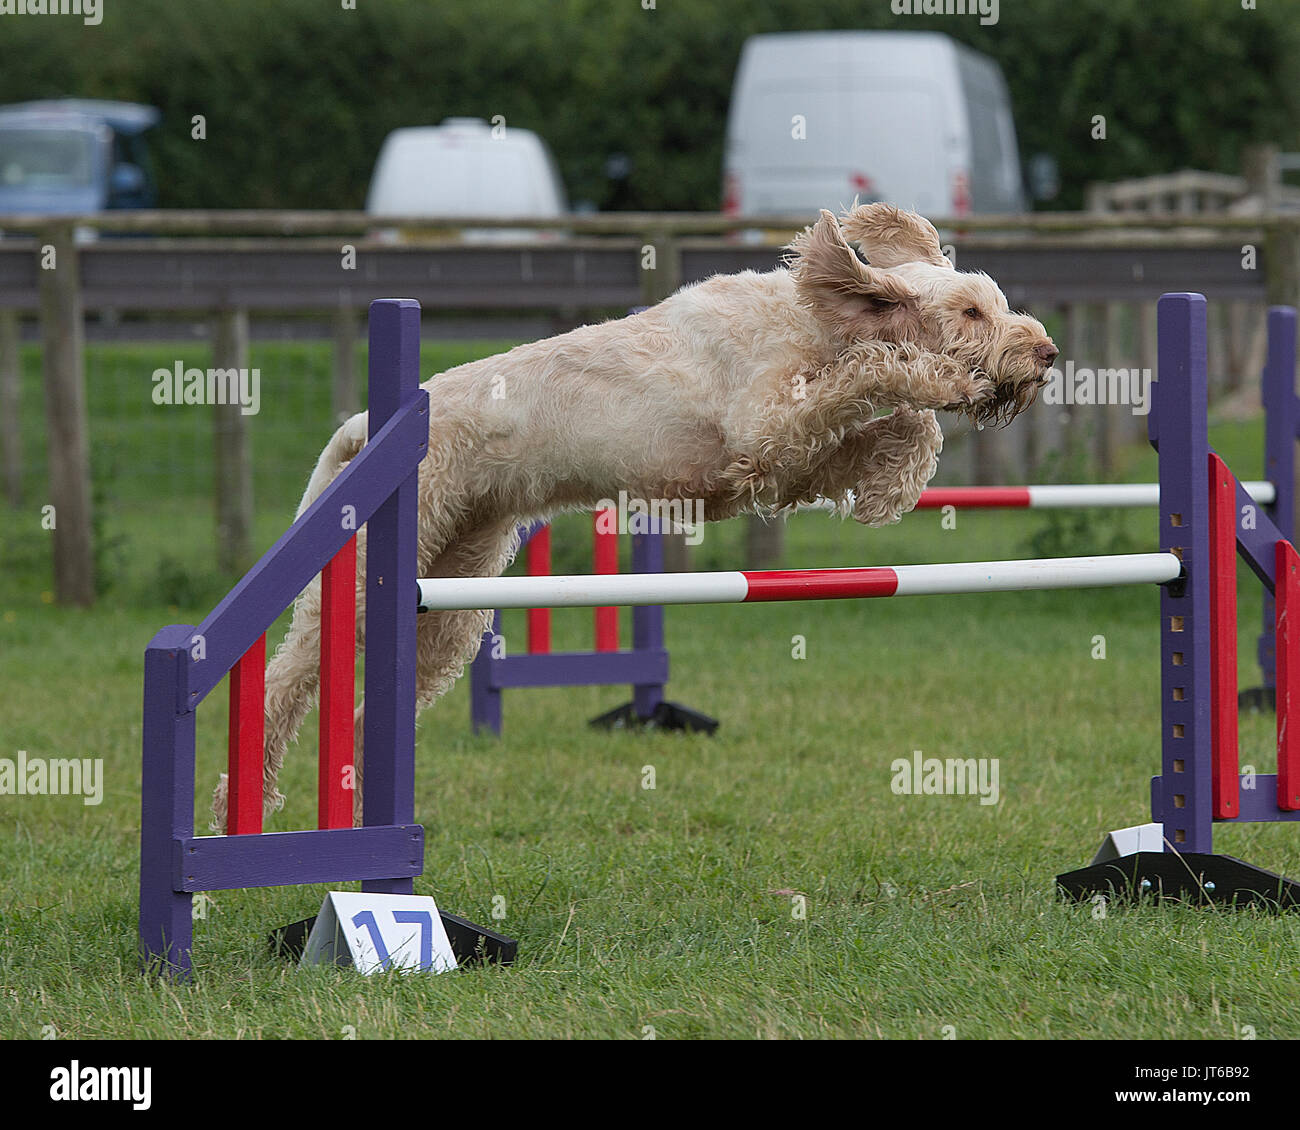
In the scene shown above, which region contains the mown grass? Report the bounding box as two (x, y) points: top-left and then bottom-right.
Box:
(1, 341), (1298, 1039)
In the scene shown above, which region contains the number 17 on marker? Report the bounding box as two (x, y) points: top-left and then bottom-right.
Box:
(351, 908), (448, 973)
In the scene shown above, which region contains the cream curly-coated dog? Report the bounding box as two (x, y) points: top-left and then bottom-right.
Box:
(211, 202), (1056, 829)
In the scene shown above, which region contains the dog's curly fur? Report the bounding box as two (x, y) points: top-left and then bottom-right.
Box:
(210, 202), (1056, 829)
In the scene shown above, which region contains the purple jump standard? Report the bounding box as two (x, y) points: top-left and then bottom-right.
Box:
(1057, 293), (1300, 908)
(139, 299), (514, 979)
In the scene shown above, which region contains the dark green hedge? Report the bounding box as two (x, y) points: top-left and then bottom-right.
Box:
(1, 0), (1296, 212)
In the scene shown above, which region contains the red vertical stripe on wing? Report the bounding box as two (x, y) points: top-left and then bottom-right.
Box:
(526, 524), (552, 654)
(1208, 454), (1239, 819)
(227, 633), (266, 835)
(593, 510), (619, 651)
(319, 536), (356, 830)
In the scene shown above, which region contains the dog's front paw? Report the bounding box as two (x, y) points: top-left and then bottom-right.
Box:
(942, 371), (994, 411)
(852, 493), (907, 527)
(848, 407), (943, 527)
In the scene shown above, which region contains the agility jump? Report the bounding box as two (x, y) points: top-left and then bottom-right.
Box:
(140, 293), (1300, 979)
(421, 553), (1181, 610)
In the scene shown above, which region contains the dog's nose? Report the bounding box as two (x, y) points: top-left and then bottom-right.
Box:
(1034, 341), (1059, 363)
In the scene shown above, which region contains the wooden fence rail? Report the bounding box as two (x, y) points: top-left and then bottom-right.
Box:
(2, 210), (1298, 605)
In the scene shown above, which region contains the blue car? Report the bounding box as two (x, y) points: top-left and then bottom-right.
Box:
(0, 99), (159, 216)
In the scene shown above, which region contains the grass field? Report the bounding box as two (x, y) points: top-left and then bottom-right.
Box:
(2, 340), (1299, 1039)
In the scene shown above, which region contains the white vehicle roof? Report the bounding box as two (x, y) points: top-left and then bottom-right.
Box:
(366, 118), (567, 217)
(739, 30), (969, 84)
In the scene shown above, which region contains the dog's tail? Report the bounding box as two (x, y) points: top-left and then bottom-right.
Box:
(295, 410), (370, 520)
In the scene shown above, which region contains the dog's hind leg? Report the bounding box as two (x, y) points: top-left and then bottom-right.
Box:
(347, 519), (521, 824)
(412, 519), (521, 712)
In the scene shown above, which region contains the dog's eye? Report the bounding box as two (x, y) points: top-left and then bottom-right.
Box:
(963, 307), (982, 319)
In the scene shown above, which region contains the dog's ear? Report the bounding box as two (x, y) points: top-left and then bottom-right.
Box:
(839, 202), (951, 270)
(788, 209), (922, 340)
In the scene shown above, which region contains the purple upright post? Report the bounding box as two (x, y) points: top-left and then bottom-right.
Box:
(630, 528), (666, 719)
(1151, 292), (1214, 853)
(470, 612), (504, 735)
(1257, 308), (1298, 699)
(361, 299), (421, 894)
(138, 624), (198, 976)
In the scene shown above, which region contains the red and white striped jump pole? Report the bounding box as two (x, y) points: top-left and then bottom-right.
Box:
(417, 552), (1182, 612)
(811, 481), (1275, 512)
(913, 481), (1275, 509)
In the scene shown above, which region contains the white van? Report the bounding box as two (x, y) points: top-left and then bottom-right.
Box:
(365, 117), (567, 232)
(722, 32), (1025, 217)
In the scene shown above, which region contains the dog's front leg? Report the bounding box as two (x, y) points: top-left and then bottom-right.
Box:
(840, 407), (944, 526)
(800, 340), (991, 417)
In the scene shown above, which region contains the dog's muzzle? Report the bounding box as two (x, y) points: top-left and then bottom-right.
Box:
(968, 375), (1043, 428)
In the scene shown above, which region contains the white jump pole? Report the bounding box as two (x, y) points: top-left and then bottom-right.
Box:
(919, 481), (1275, 509)
(417, 552), (1183, 612)
(809, 481), (1275, 512)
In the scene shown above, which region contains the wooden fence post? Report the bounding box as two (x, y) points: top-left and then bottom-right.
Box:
(1062, 303), (1084, 466)
(332, 305), (359, 423)
(1097, 300), (1126, 475)
(1225, 299), (1250, 391)
(213, 307), (253, 575)
(969, 416), (1000, 485)
(642, 226), (696, 571)
(1265, 221), (1300, 310)
(1244, 145), (1280, 213)
(1138, 301), (1160, 446)
(38, 224), (94, 606)
(745, 515), (785, 570)
(0, 309), (21, 507)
